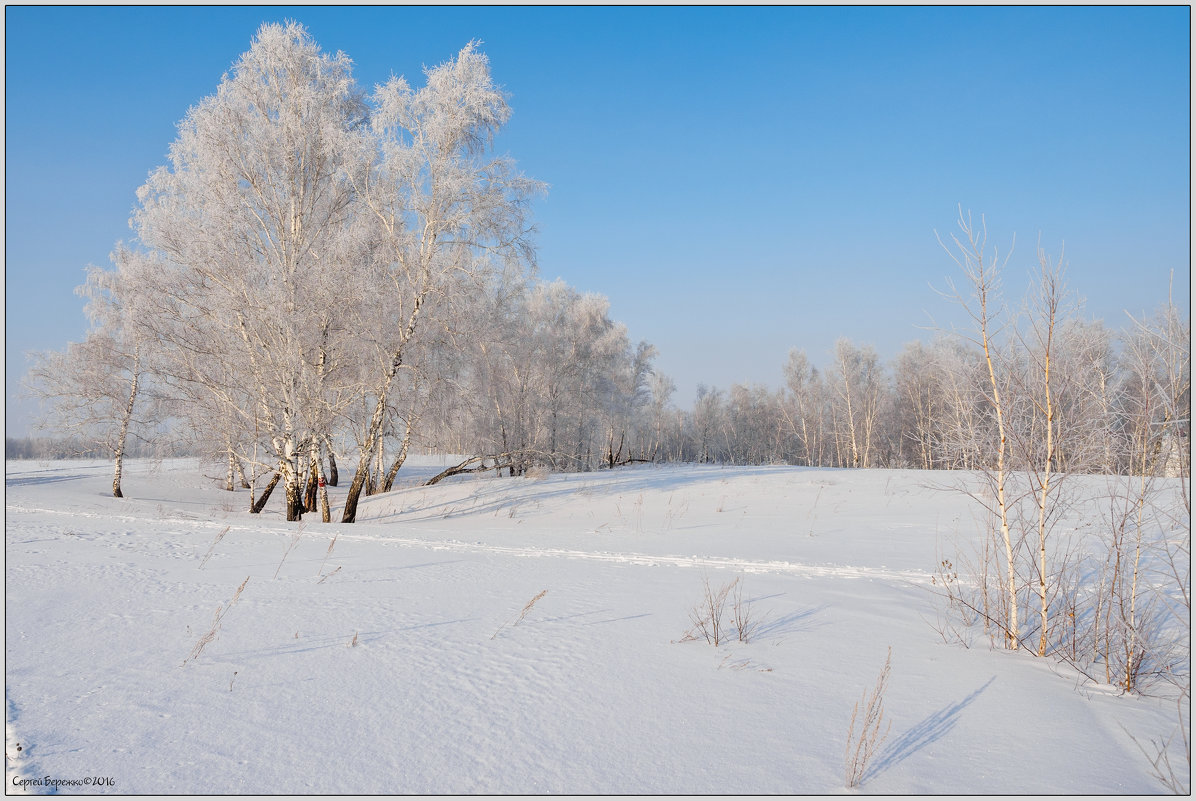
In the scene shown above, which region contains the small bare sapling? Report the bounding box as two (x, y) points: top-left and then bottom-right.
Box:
(683, 574), (760, 646)
(687, 574), (734, 646)
(732, 579), (760, 643)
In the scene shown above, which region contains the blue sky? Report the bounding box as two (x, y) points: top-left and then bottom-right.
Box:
(5, 6), (1190, 436)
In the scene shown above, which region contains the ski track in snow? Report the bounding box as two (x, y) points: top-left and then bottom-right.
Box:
(5, 502), (934, 586)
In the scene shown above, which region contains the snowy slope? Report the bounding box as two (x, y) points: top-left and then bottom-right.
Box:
(4, 458), (1188, 794)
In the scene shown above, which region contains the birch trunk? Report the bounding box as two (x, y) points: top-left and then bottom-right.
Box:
(226, 451), (236, 492)
(1032, 254), (1062, 657)
(111, 348), (141, 499)
(341, 376), (393, 522)
(234, 457), (251, 490)
(982, 305), (1017, 650)
(280, 433), (303, 522)
(304, 453), (319, 512)
(1036, 346), (1054, 657)
(285, 473), (303, 522)
(251, 471), (282, 514)
(312, 436), (331, 523)
(325, 437), (339, 486)
(382, 415), (415, 492)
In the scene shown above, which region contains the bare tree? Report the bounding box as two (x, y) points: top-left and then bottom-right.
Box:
(1095, 290), (1191, 692)
(829, 338), (883, 468)
(1015, 241), (1070, 657)
(26, 246), (159, 497)
(937, 207), (1020, 649)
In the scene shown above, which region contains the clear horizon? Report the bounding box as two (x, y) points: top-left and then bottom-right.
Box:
(5, 5), (1190, 437)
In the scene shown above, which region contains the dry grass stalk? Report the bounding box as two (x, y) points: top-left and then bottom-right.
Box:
(184, 575), (250, 665)
(1124, 726), (1190, 794)
(718, 653), (774, 672)
(316, 566), (342, 585)
(317, 531), (339, 578)
(807, 485), (823, 537)
(348, 631), (359, 648)
(199, 525), (231, 569)
(1122, 688), (1191, 794)
(492, 590), (548, 639)
(273, 523), (305, 580)
(845, 646), (893, 788)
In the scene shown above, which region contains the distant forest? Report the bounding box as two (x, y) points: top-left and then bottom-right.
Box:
(5, 436), (191, 461)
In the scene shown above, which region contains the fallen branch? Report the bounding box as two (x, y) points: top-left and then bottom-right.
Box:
(425, 454), (516, 486)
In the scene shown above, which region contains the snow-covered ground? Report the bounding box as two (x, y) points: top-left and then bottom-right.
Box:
(4, 457), (1189, 794)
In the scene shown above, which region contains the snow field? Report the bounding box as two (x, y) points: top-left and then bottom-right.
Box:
(4, 458), (1187, 793)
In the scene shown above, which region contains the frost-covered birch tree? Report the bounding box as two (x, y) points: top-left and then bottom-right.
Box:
(830, 338), (883, 469)
(134, 22), (370, 520)
(27, 245), (160, 497)
(338, 42), (541, 522)
(782, 349), (829, 467)
(436, 279), (657, 475)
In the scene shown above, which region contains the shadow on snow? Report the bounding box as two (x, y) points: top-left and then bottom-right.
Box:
(863, 675), (997, 784)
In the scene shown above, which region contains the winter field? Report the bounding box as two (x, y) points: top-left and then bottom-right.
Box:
(4, 457), (1189, 795)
